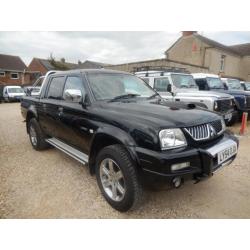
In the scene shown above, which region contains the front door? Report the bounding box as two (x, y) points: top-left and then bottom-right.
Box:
(56, 75), (94, 154)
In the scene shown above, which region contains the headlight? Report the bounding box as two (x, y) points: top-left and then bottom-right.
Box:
(159, 129), (187, 150)
(214, 101), (218, 111)
(244, 97), (247, 105)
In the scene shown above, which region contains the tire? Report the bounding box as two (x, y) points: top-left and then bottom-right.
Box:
(28, 118), (49, 150)
(95, 144), (143, 212)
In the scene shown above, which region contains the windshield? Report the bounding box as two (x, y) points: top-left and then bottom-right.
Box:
(244, 82), (250, 91)
(207, 77), (224, 89)
(227, 79), (244, 90)
(171, 74), (198, 89)
(8, 88), (24, 93)
(86, 73), (156, 100)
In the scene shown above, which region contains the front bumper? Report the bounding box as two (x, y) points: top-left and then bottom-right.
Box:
(135, 133), (238, 180)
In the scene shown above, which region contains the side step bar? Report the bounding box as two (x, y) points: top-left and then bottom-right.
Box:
(46, 138), (89, 165)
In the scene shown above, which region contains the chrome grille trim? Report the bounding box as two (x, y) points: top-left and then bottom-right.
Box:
(184, 120), (224, 141)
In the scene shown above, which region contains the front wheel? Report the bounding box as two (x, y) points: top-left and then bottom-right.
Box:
(95, 144), (143, 212)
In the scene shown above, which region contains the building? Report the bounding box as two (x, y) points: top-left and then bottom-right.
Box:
(28, 57), (81, 76)
(28, 58), (110, 76)
(165, 31), (250, 81)
(105, 58), (209, 74)
(76, 60), (111, 69)
(0, 54), (31, 85)
(106, 32), (250, 81)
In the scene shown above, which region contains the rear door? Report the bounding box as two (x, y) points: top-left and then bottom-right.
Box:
(38, 75), (66, 138)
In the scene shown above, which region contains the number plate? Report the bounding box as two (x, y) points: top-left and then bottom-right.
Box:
(217, 144), (237, 165)
(224, 113), (232, 120)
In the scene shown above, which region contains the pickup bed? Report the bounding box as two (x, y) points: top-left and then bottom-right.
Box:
(21, 69), (239, 212)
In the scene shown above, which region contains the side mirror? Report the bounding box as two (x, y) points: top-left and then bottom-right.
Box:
(64, 89), (82, 103)
(167, 83), (172, 93)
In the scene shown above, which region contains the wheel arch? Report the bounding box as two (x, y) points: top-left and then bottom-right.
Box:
(88, 128), (139, 175)
(26, 107), (38, 133)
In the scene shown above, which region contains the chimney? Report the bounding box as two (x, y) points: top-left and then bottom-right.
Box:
(60, 58), (65, 63)
(182, 31), (197, 37)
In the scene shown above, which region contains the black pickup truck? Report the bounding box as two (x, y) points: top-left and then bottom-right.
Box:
(21, 69), (239, 212)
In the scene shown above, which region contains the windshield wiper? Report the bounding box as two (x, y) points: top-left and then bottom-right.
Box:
(109, 93), (140, 102)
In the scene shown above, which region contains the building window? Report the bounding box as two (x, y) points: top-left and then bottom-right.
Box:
(10, 72), (19, 79)
(220, 55), (226, 72)
(0, 71), (5, 77)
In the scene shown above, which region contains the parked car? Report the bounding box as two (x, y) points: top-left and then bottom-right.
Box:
(135, 71), (236, 125)
(221, 78), (245, 91)
(21, 69), (239, 212)
(23, 86), (42, 97)
(240, 81), (250, 91)
(27, 71), (60, 97)
(192, 73), (250, 119)
(3, 85), (25, 102)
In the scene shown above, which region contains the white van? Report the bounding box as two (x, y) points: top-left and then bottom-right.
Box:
(3, 85), (25, 102)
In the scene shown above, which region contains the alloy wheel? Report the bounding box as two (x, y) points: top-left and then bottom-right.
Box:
(29, 125), (37, 146)
(99, 158), (126, 202)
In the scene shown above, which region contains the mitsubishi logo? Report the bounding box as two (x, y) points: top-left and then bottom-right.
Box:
(208, 124), (217, 138)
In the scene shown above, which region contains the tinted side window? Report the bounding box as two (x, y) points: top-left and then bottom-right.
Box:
(47, 77), (65, 99)
(154, 78), (170, 92)
(63, 76), (86, 100)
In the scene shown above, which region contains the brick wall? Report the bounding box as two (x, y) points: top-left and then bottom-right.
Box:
(28, 58), (48, 75)
(0, 71), (23, 85)
(0, 71), (33, 85)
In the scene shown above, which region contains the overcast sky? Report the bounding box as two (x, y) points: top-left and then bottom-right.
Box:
(0, 31), (250, 66)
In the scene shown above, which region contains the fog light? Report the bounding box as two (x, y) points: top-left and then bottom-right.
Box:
(171, 162), (190, 171)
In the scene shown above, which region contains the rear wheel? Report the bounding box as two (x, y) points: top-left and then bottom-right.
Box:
(28, 118), (49, 150)
(95, 144), (143, 212)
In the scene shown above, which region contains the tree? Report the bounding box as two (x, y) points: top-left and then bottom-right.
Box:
(48, 53), (70, 70)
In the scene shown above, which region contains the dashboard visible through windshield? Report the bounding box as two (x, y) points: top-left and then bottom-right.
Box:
(227, 79), (244, 90)
(207, 77), (224, 89)
(171, 74), (198, 89)
(244, 82), (250, 91)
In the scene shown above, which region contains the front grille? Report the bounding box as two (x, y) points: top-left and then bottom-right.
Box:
(217, 99), (232, 112)
(246, 96), (250, 108)
(184, 119), (223, 141)
(210, 119), (223, 133)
